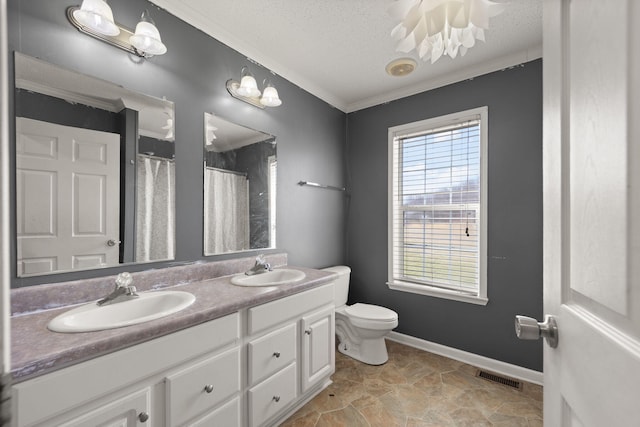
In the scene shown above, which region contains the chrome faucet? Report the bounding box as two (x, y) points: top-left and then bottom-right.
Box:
(97, 272), (139, 306)
(245, 255), (272, 276)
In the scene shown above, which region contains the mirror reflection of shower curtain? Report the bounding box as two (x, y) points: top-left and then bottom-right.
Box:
(204, 168), (250, 254)
(136, 155), (175, 261)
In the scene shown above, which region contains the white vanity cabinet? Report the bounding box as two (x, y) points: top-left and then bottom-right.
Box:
(246, 283), (335, 427)
(12, 282), (335, 427)
(12, 313), (240, 427)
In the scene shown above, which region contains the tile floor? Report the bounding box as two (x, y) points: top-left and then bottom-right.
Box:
(281, 340), (543, 427)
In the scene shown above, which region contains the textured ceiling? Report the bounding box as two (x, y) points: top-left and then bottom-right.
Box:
(150, 0), (542, 112)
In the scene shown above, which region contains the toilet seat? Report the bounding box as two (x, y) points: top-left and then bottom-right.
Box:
(340, 303), (398, 330)
(345, 303), (398, 321)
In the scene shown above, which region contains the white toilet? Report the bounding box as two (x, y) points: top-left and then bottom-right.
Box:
(323, 266), (398, 365)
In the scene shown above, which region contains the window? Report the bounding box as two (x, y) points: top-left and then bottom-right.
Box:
(388, 107), (488, 305)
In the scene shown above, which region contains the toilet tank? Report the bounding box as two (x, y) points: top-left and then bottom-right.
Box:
(322, 265), (351, 306)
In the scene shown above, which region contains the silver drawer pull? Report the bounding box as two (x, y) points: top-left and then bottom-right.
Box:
(273, 395), (280, 402)
(204, 384), (214, 393)
(273, 352), (281, 358)
(138, 412), (149, 423)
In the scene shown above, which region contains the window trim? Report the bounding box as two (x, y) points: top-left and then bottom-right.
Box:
(387, 107), (488, 306)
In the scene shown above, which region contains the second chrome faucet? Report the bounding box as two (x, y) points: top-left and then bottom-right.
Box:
(97, 272), (139, 306)
(245, 255), (272, 276)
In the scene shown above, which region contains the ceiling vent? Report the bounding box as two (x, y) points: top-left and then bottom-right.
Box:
(385, 58), (417, 77)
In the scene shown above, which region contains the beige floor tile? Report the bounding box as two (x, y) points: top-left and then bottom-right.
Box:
(280, 340), (543, 426)
(315, 405), (369, 427)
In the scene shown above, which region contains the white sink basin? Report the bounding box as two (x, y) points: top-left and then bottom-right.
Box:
(230, 269), (306, 287)
(48, 291), (196, 333)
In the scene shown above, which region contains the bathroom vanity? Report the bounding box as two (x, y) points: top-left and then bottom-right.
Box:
(10, 257), (336, 427)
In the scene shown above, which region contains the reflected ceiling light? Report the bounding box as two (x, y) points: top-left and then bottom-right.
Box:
(226, 67), (283, 109)
(388, 0), (505, 64)
(68, 4), (167, 58)
(162, 106), (174, 139)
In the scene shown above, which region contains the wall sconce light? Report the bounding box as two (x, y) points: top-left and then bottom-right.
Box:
(68, 1), (167, 58)
(226, 66), (283, 109)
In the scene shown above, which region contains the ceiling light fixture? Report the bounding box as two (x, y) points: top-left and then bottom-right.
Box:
(388, 0), (505, 64)
(68, 3), (167, 58)
(226, 67), (283, 109)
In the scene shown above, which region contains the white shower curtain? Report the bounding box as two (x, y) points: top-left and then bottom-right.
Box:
(136, 155), (175, 261)
(204, 168), (250, 254)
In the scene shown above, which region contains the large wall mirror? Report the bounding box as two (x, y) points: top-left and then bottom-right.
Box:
(203, 113), (276, 255)
(14, 53), (176, 277)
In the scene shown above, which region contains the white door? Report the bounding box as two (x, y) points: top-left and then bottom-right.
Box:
(540, 0), (640, 425)
(16, 117), (121, 276)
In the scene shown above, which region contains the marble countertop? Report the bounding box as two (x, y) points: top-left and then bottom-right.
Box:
(11, 266), (336, 383)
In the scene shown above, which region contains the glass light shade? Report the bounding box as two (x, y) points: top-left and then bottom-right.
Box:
(260, 85), (282, 107)
(130, 21), (167, 56)
(237, 75), (261, 98)
(73, 0), (120, 36)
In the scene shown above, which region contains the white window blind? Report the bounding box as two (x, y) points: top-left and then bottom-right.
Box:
(388, 107), (487, 303)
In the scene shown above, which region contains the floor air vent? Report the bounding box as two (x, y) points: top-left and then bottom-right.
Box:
(475, 370), (523, 390)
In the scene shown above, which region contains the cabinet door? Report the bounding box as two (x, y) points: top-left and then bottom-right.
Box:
(58, 387), (151, 427)
(300, 305), (335, 392)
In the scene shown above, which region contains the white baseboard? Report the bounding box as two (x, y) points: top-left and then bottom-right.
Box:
(386, 331), (543, 386)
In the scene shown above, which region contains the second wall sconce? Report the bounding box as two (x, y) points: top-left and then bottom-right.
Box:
(226, 66), (283, 109)
(68, 0), (167, 58)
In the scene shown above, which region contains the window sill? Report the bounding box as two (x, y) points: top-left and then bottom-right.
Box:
(387, 281), (489, 306)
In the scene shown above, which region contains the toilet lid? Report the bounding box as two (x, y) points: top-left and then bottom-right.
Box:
(345, 303), (398, 321)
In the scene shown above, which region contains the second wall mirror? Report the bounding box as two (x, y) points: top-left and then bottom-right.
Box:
(203, 113), (276, 255)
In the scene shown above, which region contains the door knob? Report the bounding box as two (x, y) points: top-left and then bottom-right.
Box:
(515, 314), (558, 348)
(107, 239), (121, 247)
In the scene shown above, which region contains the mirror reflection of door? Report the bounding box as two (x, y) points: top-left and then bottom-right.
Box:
(16, 117), (120, 276)
(14, 53), (177, 278)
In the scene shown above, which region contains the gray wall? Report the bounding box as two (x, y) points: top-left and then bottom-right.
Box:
(345, 60), (543, 371)
(8, 0), (347, 287)
(7, 0), (543, 373)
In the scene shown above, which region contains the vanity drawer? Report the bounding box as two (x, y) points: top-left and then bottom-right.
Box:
(248, 362), (297, 427)
(190, 396), (240, 427)
(248, 284), (333, 334)
(165, 347), (241, 426)
(248, 323), (296, 385)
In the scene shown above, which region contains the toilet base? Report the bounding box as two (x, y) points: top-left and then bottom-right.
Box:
(336, 334), (389, 365)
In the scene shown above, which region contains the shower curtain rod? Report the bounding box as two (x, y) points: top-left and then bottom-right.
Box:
(137, 153), (175, 162)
